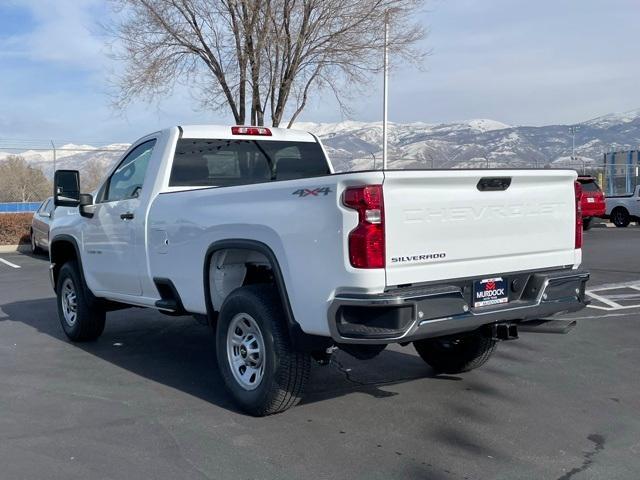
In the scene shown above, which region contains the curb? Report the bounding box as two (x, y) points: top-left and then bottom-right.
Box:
(0, 244), (30, 253)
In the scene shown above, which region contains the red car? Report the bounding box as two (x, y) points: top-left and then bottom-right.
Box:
(577, 176), (606, 230)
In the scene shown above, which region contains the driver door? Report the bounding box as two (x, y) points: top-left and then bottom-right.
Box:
(82, 139), (156, 296)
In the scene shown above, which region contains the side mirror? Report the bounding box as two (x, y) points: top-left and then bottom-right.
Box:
(79, 193), (95, 218)
(54, 170), (81, 207)
(40, 212), (51, 218)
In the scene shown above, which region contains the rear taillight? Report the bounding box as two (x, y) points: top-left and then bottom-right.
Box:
(231, 126), (272, 136)
(343, 185), (385, 268)
(574, 181), (583, 249)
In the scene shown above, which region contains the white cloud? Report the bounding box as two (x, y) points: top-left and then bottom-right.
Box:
(1, 0), (107, 70)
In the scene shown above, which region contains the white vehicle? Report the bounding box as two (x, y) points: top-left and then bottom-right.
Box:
(605, 185), (640, 227)
(49, 125), (589, 415)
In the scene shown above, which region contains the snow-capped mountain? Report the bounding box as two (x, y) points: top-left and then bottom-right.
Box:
(0, 143), (130, 178)
(2, 109), (639, 176)
(299, 109), (640, 171)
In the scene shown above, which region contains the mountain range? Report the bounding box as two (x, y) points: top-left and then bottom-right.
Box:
(2, 109), (640, 177)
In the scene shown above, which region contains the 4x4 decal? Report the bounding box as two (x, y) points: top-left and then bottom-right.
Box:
(292, 187), (332, 197)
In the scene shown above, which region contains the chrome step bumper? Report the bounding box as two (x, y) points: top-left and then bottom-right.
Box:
(328, 268), (589, 344)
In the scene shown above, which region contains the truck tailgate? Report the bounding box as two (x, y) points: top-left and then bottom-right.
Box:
(383, 170), (578, 287)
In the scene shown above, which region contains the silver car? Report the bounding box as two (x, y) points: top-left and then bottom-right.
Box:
(30, 197), (54, 254)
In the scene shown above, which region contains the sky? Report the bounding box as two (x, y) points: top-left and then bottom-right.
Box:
(0, 0), (639, 144)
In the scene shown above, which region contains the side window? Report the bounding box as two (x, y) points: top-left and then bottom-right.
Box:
(105, 139), (156, 202)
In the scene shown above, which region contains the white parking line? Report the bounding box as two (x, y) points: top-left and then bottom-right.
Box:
(586, 279), (640, 311)
(0, 257), (21, 269)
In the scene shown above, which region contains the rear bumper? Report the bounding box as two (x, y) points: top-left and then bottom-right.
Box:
(328, 268), (589, 344)
(582, 207), (606, 218)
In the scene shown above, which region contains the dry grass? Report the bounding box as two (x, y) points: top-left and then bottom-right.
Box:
(0, 213), (33, 245)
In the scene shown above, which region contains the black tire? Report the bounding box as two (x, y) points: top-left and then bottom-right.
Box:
(413, 332), (497, 374)
(216, 284), (310, 416)
(582, 217), (592, 231)
(56, 261), (105, 342)
(30, 229), (41, 254)
(611, 207), (630, 228)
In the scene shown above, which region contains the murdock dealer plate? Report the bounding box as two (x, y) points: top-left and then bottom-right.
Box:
(473, 277), (508, 308)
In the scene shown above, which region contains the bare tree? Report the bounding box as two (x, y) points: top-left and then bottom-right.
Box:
(109, 0), (426, 127)
(0, 156), (52, 202)
(81, 159), (109, 192)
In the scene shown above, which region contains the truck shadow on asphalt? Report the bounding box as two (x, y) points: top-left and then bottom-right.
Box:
(2, 297), (555, 475)
(1, 297), (463, 413)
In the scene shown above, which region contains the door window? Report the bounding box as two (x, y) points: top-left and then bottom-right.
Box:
(104, 139), (156, 202)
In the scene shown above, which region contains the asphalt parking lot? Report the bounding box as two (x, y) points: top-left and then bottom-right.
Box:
(1, 226), (639, 480)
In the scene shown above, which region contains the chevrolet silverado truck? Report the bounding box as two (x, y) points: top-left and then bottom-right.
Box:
(50, 125), (589, 416)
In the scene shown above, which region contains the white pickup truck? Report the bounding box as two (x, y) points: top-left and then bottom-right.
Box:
(50, 125), (589, 415)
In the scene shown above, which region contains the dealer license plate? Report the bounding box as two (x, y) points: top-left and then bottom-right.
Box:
(473, 277), (509, 308)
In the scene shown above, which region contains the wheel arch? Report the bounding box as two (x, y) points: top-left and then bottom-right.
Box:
(49, 235), (89, 296)
(203, 239), (332, 352)
(203, 239), (297, 330)
(610, 205), (629, 214)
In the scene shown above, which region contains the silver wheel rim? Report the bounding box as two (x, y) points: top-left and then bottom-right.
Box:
(60, 278), (78, 327)
(226, 313), (266, 391)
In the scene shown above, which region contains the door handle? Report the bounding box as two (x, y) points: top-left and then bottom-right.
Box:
(120, 212), (134, 220)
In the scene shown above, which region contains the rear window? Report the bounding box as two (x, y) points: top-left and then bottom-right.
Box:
(169, 139), (330, 187)
(578, 179), (600, 192)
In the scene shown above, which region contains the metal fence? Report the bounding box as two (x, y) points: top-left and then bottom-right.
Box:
(0, 202), (41, 213)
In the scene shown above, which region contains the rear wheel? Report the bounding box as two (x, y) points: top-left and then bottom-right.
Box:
(413, 332), (497, 374)
(56, 261), (105, 342)
(216, 285), (311, 416)
(583, 217), (592, 230)
(611, 207), (630, 228)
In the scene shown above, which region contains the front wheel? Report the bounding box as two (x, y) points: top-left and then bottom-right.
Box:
(216, 285), (311, 416)
(413, 332), (497, 374)
(30, 229), (40, 254)
(56, 261), (105, 341)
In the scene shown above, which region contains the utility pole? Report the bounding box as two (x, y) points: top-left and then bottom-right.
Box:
(382, 10), (389, 170)
(50, 140), (56, 175)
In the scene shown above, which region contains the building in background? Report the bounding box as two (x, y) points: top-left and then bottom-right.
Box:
(603, 150), (639, 197)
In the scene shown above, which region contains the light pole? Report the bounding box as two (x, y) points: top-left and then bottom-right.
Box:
(382, 10), (389, 170)
(51, 140), (56, 175)
(569, 125), (579, 160)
